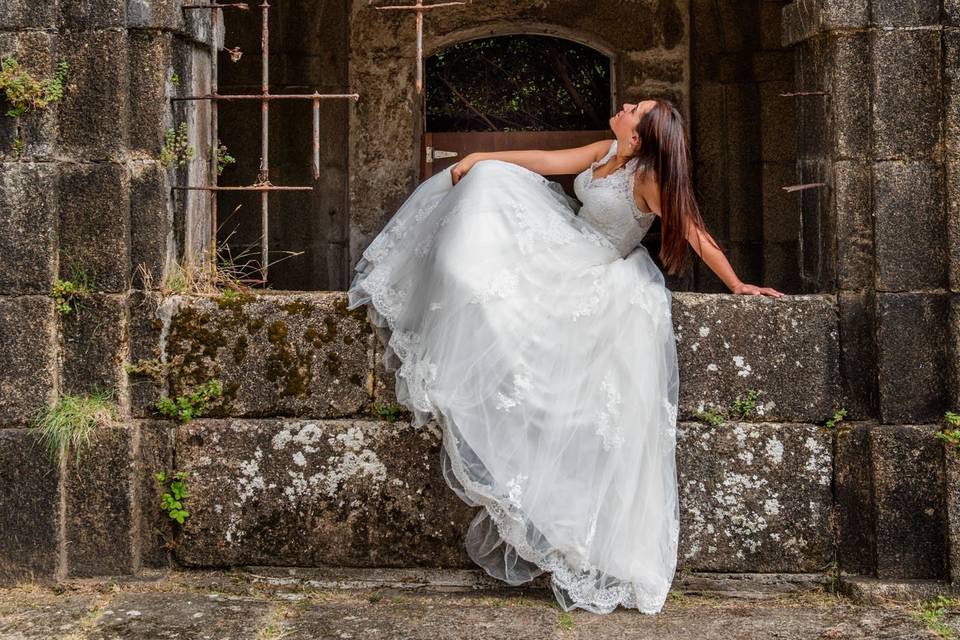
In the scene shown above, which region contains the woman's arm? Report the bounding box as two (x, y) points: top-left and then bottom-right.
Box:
(635, 174), (785, 297)
(454, 139), (611, 181)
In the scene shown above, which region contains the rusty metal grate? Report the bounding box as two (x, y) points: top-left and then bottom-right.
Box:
(173, 1), (359, 284)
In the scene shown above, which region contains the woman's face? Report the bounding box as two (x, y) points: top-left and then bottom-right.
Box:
(610, 100), (653, 147)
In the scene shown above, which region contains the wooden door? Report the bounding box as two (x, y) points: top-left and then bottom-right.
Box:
(421, 130), (613, 198)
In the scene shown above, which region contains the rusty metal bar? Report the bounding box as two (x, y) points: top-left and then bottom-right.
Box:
(779, 91), (829, 97)
(372, 1), (467, 9)
(781, 182), (828, 193)
(172, 92), (360, 101)
(174, 185), (314, 191)
(260, 0), (270, 282)
(209, 6), (219, 280)
(312, 96), (320, 180)
(182, 3), (251, 9)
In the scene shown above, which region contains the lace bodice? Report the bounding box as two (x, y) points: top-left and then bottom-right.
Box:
(573, 139), (657, 258)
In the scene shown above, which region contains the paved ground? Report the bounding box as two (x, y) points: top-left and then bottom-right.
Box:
(0, 568), (957, 639)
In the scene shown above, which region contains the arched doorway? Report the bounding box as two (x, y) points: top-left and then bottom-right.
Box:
(421, 34), (613, 200)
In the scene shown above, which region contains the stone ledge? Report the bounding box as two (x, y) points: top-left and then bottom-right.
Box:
(137, 291), (841, 423)
(171, 417), (835, 572)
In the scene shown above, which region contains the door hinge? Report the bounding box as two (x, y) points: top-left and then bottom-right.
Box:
(426, 146), (459, 163)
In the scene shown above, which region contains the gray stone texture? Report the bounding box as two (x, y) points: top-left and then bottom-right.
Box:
(673, 293), (840, 423)
(876, 293), (952, 424)
(872, 29), (942, 160)
(0, 163), (58, 294)
(0, 429), (61, 585)
(59, 292), (128, 397)
(871, 425), (947, 579)
(57, 30), (130, 161)
(63, 426), (134, 578)
(0, 296), (55, 426)
(58, 162), (131, 293)
(162, 293), (373, 418)
(173, 418), (477, 567)
(676, 421), (833, 572)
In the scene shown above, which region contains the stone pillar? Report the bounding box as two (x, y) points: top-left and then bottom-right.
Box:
(784, 0), (959, 583)
(0, 0), (217, 583)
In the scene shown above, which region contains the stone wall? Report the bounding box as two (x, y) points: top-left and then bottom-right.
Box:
(0, 0), (217, 581)
(782, 0), (960, 422)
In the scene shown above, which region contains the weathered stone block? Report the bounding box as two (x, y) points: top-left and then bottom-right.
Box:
(945, 442), (960, 584)
(0, 31), (58, 161)
(137, 419), (175, 569)
(759, 81), (796, 164)
(126, 0), (183, 30)
(0, 296), (55, 426)
(834, 421), (876, 576)
(675, 421), (833, 572)
(872, 29), (941, 159)
(874, 160), (947, 291)
(128, 31), (172, 158)
(761, 240), (802, 293)
(0, 0), (56, 29)
(673, 293), (841, 423)
(948, 161), (960, 291)
(0, 429), (60, 585)
(58, 30), (129, 161)
(173, 418), (476, 567)
(833, 160), (873, 290)
(837, 291), (878, 420)
(129, 160), (173, 290)
(871, 0), (940, 26)
(64, 426), (134, 577)
(58, 162), (131, 293)
(59, 293), (128, 397)
(127, 290), (168, 418)
(871, 424), (947, 579)
(876, 293), (952, 424)
(163, 292), (372, 418)
(0, 163), (58, 294)
(59, 0), (125, 29)
(761, 162), (798, 243)
(830, 33), (870, 160)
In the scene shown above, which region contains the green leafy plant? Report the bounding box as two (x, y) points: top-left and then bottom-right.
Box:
(825, 406), (848, 429)
(13, 135), (23, 159)
(693, 408), (724, 427)
(154, 379), (224, 423)
(29, 389), (121, 468)
(215, 140), (235, 175)
(693, 389), (766, 426)
(371, 400), (406, 423)
(154, 470), (190, 524)
(52, 260), (95, 317)
(935, 410), (960, 447)
(912, 593), (959, 639)
(556, 611), (574, 630)
(170, 71), (180, 87)
(0, 57), (69, 118)
(728, 388), (760, 420)
(160, 122), (195, 168)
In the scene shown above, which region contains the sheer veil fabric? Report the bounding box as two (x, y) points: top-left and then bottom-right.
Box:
(347, 140), (681, 614)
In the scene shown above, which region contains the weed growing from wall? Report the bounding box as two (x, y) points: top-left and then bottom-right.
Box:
(154, 470), (190, 524)
(160, 122), (195, 168)
(155, 379), (224, 423)
(29, 388), (121, 468)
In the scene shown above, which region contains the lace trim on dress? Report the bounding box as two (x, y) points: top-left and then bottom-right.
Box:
(351, 171), (678, 616)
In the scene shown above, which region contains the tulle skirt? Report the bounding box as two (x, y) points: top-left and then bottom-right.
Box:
(346, 160), (680, 614)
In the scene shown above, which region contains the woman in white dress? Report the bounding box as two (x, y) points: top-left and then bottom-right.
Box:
(347, 99), (785, 615)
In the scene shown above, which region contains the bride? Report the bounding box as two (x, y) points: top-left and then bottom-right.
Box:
(347, 99), (785, 615)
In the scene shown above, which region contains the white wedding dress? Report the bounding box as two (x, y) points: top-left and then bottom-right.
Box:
(346, 139), (680, 614)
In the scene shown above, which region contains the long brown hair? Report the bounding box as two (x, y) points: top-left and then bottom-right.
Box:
(630, 99), (723, 277)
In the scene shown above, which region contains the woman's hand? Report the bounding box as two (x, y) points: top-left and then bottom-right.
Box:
(730, 282), (785, 298)
(451, 153), (480, 186)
